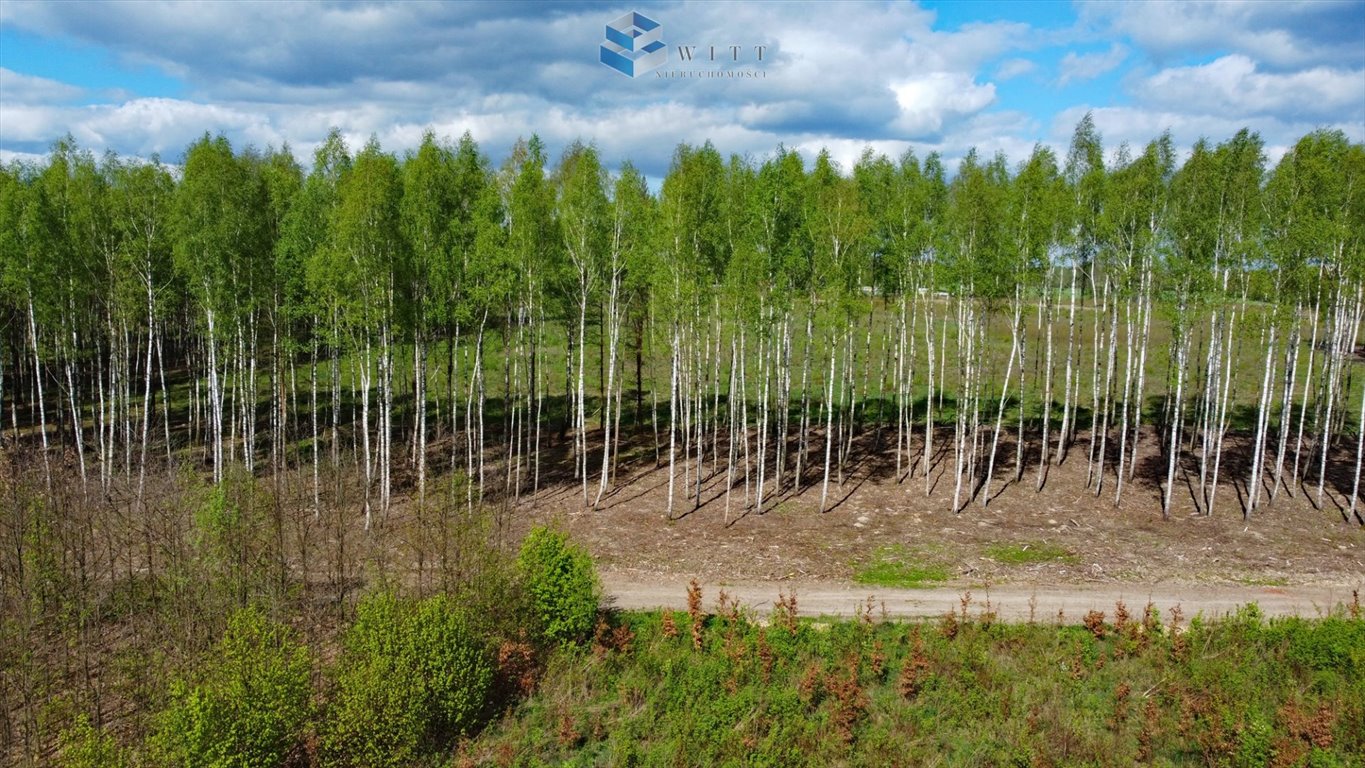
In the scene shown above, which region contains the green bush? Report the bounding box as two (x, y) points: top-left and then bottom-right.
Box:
(320, 592), (492, 767)
(1283, 617), (1365, 676)
(57, 714), (128, 768)
(516, 526), (600, 646)
(410, 594), (493, 735)
(152, 607), (311, 768)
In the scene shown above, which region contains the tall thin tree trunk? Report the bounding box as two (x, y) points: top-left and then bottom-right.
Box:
(984, 301), (1021, 506)
(1038, 271), (1055, 490)
(26, 294), (52, 488)
(819, 328), (837, 513)
(1163, 335), (1188, 519)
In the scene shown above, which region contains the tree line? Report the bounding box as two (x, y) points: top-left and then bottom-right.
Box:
(1, 117), (1363, 524)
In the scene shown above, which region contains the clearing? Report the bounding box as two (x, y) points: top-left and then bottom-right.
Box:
(512, 429), (1365, 618)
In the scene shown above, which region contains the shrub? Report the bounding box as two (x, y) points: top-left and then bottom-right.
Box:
(516, 526), (600, 646)
(320, 593), (492, 767)
(409, 595), (493, 736)
(57, 715), (127, 768)
(152, 607), (312, 768)
(1283, 617), (1365, 676)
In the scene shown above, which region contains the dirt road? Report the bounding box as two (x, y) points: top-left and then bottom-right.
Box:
(601, 572), (1363, 620)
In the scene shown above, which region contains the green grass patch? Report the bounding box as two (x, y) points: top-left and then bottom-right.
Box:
(986, 542), (1077, 565)
(853, 545), (950, 588)
(468, 602), (1365, 766)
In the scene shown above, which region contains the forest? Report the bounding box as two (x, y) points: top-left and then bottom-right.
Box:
(2, 117), (1364, 523)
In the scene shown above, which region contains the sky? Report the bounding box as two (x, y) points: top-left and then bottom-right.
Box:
(1, 0), (1362, 180)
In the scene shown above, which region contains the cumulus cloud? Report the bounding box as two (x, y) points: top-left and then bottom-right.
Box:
(1057, 44), (1126, 86)
(0, 0), (1359, 179)
(1079, 0), (1365, 70)
(995, 58), (1036, 81)
(0, 67), (85, 104)
(1135, 55), (1364, 124)
(0, 1), (1038, 174)
(890, 73), (996, 139)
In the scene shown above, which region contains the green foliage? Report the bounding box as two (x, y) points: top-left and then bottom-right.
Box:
(320, 592), (492, 767)
(853, 545), (949, 588)
(168, 469), (283, 648)
(1273, 616), (1365, 676)
(56, 714), (128, 768)
(516, 526), (601, 646)
(464, 605), (1365, 766)
(1234, 712), (1274, 768)
(152, 607), (311, 768)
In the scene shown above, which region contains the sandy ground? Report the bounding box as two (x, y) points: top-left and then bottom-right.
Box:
(600, 573), (1360, 620)
(514, 428), (1365, 618)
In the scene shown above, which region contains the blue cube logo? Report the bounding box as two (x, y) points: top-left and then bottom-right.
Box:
(600, 11), (666, 78)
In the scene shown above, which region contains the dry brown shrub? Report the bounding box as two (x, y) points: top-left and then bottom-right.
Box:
(798, 662), (824, 706)
(757, 632), (774, 683)
(1069, 645), (1086, 680)
(687, 579), (704, 651)
(1168, 608), (1190, 663)
(898, 627), (931, 699)
(869, 639), (886, 681)
(1137, 695), (1159, 762)
(1083, 609), (1107, 640)
(556, 708), (582, 748)
(857, 595), (878, 626)
(1110, 681), (1131, 731)
(715, 588), (739, 622)
(495, 638), (539, 699)
(661, 610), (679, 639)
(593, 615), (635, 657)
(826, 653), (868, 744)
(1280, 701), (1336, 749)
(939, 609), (959, 640)
(774, 590), (799, 635)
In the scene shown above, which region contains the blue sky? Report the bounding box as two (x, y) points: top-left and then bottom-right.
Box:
(1, 0), (1361, 177)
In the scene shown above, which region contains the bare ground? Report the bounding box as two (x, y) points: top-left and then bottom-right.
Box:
(600, 578), (1359, 620)
(510, 427), (1365, 616)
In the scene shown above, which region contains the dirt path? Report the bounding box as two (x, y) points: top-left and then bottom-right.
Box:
(601, 572), (1363, 620)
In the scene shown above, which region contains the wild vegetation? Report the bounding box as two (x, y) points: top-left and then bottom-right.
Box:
(2, 119), (1364, 763)
(11, 477), (1364, 766)
(468, 588), (1365, 767)
(1, 119), (1363, 526)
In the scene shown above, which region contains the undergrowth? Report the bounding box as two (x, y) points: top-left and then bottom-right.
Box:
(467, 590), (1365, 767)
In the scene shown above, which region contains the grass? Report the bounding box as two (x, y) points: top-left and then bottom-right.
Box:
(853, 545), (950, 588)
(465, 599), (1365, 766)
(1235, 575), (1292, 587)
(986, 542), (1078, 565)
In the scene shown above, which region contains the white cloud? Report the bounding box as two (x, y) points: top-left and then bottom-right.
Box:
(0, 1), (1044, 174)
(0, 67), (84, 104)
(1079, 0), (1365, 70)
(0, 148), (48, 166)
(1135, 55), (1364, 123)
(1057, 44), (1127, 86)
(1, 0), (1359, 181)
(995, 58), (1036, 81)
(890, 73), (996, 139)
